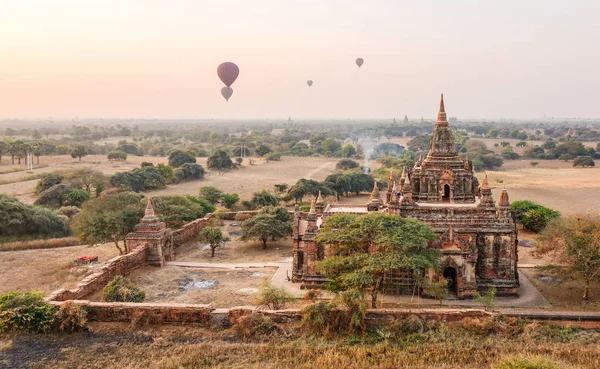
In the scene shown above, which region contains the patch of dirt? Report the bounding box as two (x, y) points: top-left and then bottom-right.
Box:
(121, 266), (276, 307)
(0, 243), (120, 295)
(176, 220), (292, 263)
(521, 267), (600, 311)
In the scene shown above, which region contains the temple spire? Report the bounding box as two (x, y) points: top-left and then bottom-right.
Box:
(436, 93), (448, 125)
(316, 191), (324, 205)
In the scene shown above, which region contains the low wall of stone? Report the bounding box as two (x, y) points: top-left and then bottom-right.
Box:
(46, 300), (495, 327)
(47, 246), (147, 302)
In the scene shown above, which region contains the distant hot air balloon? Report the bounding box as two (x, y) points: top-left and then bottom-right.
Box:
(217, 62), (239, 87)
(355, 58), (364, 68)
(221, 87), (233, 102)
(307, 80), (313, 87)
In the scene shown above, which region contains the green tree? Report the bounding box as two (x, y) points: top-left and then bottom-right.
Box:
(538, 214), (600, 300)
(251, 190), (279, 207)
(173, 163), (205, 182)
(156, 163), (174, 183)
(274, 183), (288, 193)
(255, 144), (272, 156)
(168, 150), (196, 168)
(31, 141), (44, 164)
(70, 145), (88, 161)
(341, 144), (357, 158)
(207, 149), (233, 174)
(0, 141), (6, 164)
(62, 189), (91, 207)
(199, 186), (224, 204)
(315, 213), (438, 308)
(320, 138), (342, 156)
(426, 278), (449, 306)
(199, 226), (227, 257)
(573, 156), (595, 167)
(0, 194), (70, 238)
(152, 195), (215, 228)
(335, 158), (360, 170)
(241, 213), (292, 249)
(72, 192), (145, 254)
(287, 178), (335, 203)
(107, 151), (127, 161)
(511, 200), (559, 233)
(65, 168), (106, 194)
(221, 193), (240, 209)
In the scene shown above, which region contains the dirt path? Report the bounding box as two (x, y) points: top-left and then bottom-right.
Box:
(303, 161), (336, 180)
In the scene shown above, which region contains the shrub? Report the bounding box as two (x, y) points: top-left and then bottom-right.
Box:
(303, 289), (322, 302)
(492, 356), (564, 369)
(221, 193), (240, 209)
(0, 292), (57, 333)
(529, 161), (539, 167)
(399, 314), (425, 334)
(58, 206), (80, 219)
(199, 186), (224, 204)
(242, 200), (256, 210)
(335, 159), (360, 170)
(301, 290), (366, 337)
(107, 151), (127, 161)
(474, 286), (496, 311)
(235, 313), (280, 340)
(35, 173), (64, 194)
(62, 189), (91, 207)
(54, 301), (87, 333)
(257, 283), (294, 310)
(102, 276), (145, 303)
(35, 184), (73, 208)
(573, 155), (595, 167)
(251, 190), (278, 207)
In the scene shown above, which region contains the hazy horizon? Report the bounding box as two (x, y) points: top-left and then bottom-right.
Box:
(1, 0), (599, 120)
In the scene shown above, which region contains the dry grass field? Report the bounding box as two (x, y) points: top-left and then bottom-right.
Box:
(0, 243), (119, 295)
(2, 321), (599, 369)
(0, 155), (336, 203)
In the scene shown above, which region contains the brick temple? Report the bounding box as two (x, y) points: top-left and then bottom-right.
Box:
(292, 95), (519, 298)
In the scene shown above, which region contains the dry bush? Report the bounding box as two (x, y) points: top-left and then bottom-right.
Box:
(396, 314), (425, 334)
(257, 283), (294, 310)
(303, 289), (322, 302)
(301, 291), (367, 337)
(234, 312), (280, 340)
(0, 237), (80, 252)
(102, 276), (145, 303)
(54, 301), (87, 333)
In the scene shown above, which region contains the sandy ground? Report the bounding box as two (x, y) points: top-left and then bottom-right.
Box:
(176, 220), (293, 263)
(0, 243), (120, 295)
(119, 266), (276, 306)
(521, 267), (600, 311)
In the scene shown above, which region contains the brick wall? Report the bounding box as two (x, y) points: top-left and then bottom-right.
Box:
(46, 246), (148, 302)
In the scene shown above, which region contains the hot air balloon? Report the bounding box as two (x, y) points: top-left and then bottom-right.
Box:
(306, 80), (313, 87)
(221, 87), (233, 102)
(355, 58), (364, 68)
(217, 62), (239, 87)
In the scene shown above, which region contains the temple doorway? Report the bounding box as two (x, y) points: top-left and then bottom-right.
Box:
(442, 184), (451, 202)
(443, 267), (457, 294)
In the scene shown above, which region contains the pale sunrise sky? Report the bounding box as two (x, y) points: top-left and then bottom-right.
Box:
(0, 0), (599, 119)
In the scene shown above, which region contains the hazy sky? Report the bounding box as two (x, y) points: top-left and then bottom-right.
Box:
(1, 0), (599, 119)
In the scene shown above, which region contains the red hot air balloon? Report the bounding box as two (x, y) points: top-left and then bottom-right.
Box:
(355, 58), (364, 68)
(306, 80), (313, 87)
(221, 87), (233, 102)
(217, 62), (239, 87)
